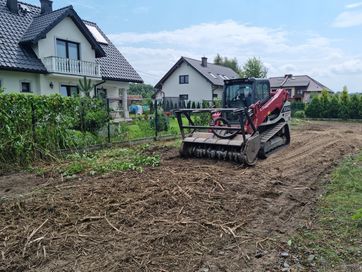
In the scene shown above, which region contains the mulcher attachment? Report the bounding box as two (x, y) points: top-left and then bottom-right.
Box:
(175, 107), (290, 166)
(180, 131), (261, 165)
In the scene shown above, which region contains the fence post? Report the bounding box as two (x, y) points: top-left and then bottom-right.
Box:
(107, 98), (111, 144)
(80, 99), (84, 133)
(154, 100), (158, 140)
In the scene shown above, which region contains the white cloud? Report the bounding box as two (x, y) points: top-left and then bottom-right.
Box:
(346, 2), (362, 9)
(333, 10), (362, 27)
(110, 20), (362, 91)
(330, 59), (362, 74)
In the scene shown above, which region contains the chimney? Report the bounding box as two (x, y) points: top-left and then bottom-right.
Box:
(201, 57), (208, 67)
(40, 0), (53, 14)
(7, 0), (18, 14)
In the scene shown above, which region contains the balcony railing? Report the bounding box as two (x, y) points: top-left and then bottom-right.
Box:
(42, 56), (101, 77)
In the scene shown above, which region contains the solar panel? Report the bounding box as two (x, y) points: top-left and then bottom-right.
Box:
(85, 24), (108, 45)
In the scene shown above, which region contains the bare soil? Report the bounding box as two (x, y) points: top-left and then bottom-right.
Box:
(0, 121), (362, 272)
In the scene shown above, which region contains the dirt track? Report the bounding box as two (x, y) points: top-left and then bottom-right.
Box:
(1, 121), (362, 272)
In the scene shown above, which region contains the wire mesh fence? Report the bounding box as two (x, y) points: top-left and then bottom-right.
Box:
(0, 94), (181, 164)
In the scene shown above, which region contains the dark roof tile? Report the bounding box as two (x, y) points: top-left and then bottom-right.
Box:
(269, 75), (332, 92)
(84, 20), (143, 83)
(0, 0), (46, 72)
(0, 0), (142, 82)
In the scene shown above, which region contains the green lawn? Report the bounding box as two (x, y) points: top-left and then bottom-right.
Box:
(293, 152), (362, 270)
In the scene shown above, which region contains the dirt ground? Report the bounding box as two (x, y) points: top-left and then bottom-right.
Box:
(0, 121), (362, 272)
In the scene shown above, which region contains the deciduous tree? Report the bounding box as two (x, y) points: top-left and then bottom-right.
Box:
(242, 57), (268, 78)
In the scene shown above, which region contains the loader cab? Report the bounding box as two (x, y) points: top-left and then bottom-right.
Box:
(223, 78), (270, 109)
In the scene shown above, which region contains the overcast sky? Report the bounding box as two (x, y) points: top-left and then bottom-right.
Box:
(27, 0), (362, 92)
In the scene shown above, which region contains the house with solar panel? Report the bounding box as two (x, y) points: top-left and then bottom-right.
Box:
(155, 57), (239, 107)
(0, 0), (143, 118)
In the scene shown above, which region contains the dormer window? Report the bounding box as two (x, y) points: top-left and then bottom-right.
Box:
(56, 39), (80, 60)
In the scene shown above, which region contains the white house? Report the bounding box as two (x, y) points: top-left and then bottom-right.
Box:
(0, 0), (143, 118)
(155, 57), (239, 107)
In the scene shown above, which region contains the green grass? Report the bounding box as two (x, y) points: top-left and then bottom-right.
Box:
(293, 152), (362, 269)
(31, 144), (161, 177)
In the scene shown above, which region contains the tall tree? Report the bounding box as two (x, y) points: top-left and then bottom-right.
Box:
(339, 85), (350, 119)
(213, 54), (243, 76)
(242, 57), (268, 78)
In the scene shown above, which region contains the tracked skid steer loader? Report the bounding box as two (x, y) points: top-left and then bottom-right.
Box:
(174, 78), (291, 165)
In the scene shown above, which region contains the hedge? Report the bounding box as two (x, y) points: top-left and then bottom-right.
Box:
(0, 93), (108, 164)
(305, 89), (362, 119)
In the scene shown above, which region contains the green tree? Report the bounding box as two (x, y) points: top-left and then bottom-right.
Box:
(213, 54), (243, 76)
(327, 95), (340, 118)
(305, 96), (321, 118)
(242, 57), (268, 78)
(128, 83), (155, 99)
(78, 76), (93, 97)
(349, 95), (361, 119)
(191, 101), (196, 109)
(339, 86), (350, 119)
(319, 89), (330, 118)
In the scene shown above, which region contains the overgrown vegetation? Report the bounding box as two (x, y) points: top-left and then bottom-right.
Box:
(293, 152), (362, 269)
(305, 88), (362, 119)
(32, 144), (161, 177)
(0, 93), (108, 164)
(128, 83), (155, 99)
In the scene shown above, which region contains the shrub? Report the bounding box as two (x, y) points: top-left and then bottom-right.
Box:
(194, 112), (211, 126)
(305, 96), (321, 118)
(305, 86), (362, 120)
(0, 93), (108, 164)
(293, 110), (306, 119)
(150, 112), (169, 132)
(291, 101), (305, 113)
(75, 97), (108, 133)
(213, 99), (222, 108)
(349, 95), (361, 119)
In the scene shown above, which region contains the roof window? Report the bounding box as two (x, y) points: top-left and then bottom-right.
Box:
(85, 25), (109, 44)
(209, 72), (217, 79)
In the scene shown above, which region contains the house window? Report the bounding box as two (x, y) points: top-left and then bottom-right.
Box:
(179, 75), (189, 84)
(213, 93), (218, 98)
(56, 39), (80, 60)
(286, 89), (292, 97)
(21, 82), (31, 93)
(60, 85), (79, 97)
(296, 89), (304, 96)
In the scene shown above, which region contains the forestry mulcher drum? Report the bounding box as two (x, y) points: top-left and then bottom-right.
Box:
(174, 77), (291, 165)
